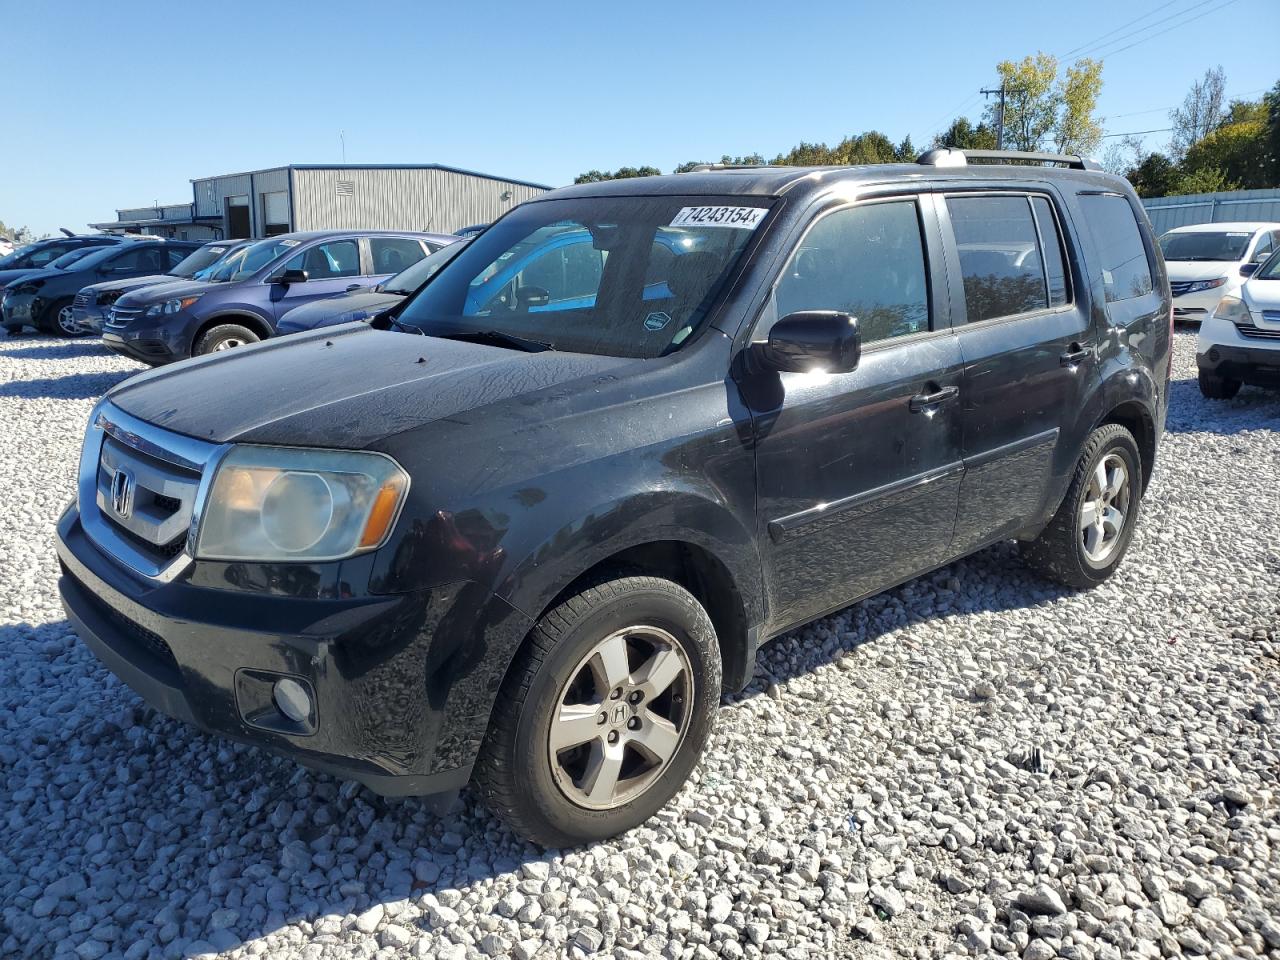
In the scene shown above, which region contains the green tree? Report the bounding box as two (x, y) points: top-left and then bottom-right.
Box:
(1125, 153), (1179, 198)
(987, 53), (1104, 156)
(1170, 167), (1238, 195)
(1266, 81), (1280, 183)
(1169, 66), (1227, 160)
(933, 117), (998, 150)
(1180, 117), (1270, 190)
(573, 166), (661, 184)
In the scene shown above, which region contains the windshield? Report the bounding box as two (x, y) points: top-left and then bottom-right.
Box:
(48, 247), (99, 269)
(206, 237), (300, 282)
(171, 243), (235, 279)
(1159, 231), (1253, 262)
(395, 197), (770, 358)
(381, 240), (468, 295)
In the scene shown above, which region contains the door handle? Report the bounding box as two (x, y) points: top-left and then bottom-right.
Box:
(1060, 342), (1094, 367)
(909, 384), (959, 413)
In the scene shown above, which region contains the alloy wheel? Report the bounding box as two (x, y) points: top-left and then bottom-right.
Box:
(212, 337), (246, 351)
(1080, 453), (1130, 564)
(56, 305), (83, 336)
(548, 625), (694, 810)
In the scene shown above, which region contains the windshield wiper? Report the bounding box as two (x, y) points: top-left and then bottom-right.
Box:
(436, 329), (553, 352)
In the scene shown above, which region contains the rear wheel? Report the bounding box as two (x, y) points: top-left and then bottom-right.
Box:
(1198, 369), (1241, 399)
(1022, 423), (1143, 589)
(474, 575), (721, 847)
(194, 323), (259, 356)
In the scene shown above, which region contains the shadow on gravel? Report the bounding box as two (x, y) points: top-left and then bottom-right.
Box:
(1, 341), (113, 361)
(1163, 376), (1280, 435)
(0, 372), (131, 400)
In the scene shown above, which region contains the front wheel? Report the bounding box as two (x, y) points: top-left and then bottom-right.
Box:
(1021, 423), (1143, 589)
(194, 323), (260, 356)
(1198, 369), (1241, 400)
(43, 298), (85, 338)
(474, 576), (721, 847)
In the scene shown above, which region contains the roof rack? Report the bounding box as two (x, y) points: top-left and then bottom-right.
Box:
(916, 148), (1102, 171)
(679, 163), (772, 173)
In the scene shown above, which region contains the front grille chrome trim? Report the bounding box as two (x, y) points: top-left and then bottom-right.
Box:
(79, 401), (230, 582)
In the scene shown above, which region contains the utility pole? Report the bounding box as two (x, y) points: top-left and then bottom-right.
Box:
(982, 84), (1007, 150)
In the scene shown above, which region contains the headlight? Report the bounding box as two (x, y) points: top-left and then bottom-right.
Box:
(14, 279), (44, 295)
(144, 295), (201, 317)
(96, 290), (123, 306)
(1211, 295), (1250, 325)
(194, 446), (410, 562)
(1186, 277), (1227, 294)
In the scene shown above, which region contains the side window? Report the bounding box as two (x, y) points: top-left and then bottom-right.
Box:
(945, 195), (1048, 322)
(105, 246), (162, 273)
(29, 244), (71, 267)
(773, 200), (930, 345)
(282, 239), (361, 280)
(1251, 232), (1274, 263)
(1076, 194), (1153, 302)
(370, 237), (426, 275)
(1030, 196), (1070, 307)
(166, 248), (189, 270)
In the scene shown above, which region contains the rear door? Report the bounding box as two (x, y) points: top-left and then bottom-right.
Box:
(267, 238), (365, 319)
(940, 189), (1098, 553)
(367, 236), (429, 286)
(745, 192), (965, 632)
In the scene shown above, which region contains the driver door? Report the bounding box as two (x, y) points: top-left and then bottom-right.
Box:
(269, 238), (365, 319)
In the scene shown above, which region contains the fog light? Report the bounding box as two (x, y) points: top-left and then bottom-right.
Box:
(272, 678), (312, 722)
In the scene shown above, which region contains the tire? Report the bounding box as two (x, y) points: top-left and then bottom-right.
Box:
(194, 323), (260, 356)
(474, 575), (722, 847)
(1198, 369), (1241, 400)
(40, 298), (83, 337)
(1021, 423), (1143, 589)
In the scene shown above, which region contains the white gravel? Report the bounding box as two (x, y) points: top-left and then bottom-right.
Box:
(1, 331), (1278, 960)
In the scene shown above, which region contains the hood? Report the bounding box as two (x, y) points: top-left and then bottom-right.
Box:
(118, 278), (216, 307)
(277, 291), (404, 332)
(0, 267), (46, 287)
(82, 273), (176, 295)
(1164, 260), (1239, 282)
(106, 323), (632, 448)
(1242, 277), (1280, 313)
(3, 266), (66, 287)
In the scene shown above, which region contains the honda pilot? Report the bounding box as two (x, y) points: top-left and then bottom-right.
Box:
(57, 151), (1171, 846)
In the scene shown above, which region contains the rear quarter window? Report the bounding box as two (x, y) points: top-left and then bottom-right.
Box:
(1077, 194), (1153, 303)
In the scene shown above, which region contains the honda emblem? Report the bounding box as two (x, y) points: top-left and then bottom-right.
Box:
(111, 468), (135, 520)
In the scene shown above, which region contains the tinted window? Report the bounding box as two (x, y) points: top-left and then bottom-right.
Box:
(165, 248), (189, 270)
(25, 243), (75, 267)
(370, 237), (426, 275)
(1158, 230), (1252, 262)
(1079, 194), (1153, 302)
(1031, 196), (1069, 307)
(773, 200), (929, 344)
(1252, 232), (1274, 261)
(105, 245), (164, 273)
(282, 240), (361, 280)
(947, 195), (1048, 322)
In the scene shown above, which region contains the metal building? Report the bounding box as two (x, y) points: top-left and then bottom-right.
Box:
(1143, 188), (1280, 235)
(95, 163), (552, 240)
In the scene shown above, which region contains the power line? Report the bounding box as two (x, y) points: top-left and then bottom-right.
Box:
(1100, 127), (1174, 138)
(1084, 0), (1242, 60)
(1057, 0), (1204, 59)
(1108, 86), (1268, 120)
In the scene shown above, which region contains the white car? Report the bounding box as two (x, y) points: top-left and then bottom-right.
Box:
(1197, 250), (1280, 398)
(1159, 221), (1280, 324)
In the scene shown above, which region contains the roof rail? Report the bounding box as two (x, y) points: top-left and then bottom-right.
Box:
(679, 163), (772, 173)
(916, 148), (1102, 171)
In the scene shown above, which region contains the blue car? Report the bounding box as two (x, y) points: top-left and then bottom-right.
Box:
(102, 230), (455, 363)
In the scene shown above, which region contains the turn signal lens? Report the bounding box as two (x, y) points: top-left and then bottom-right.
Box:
(359, 476), (408, 548)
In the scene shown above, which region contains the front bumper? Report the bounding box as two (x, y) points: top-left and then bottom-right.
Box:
(1197, 317), (1280, 387)
(2, 291), (39, 328)
(55, 505), (479, 796)
(73, 302), (112, 331)
(1171, 284), (1231, 322)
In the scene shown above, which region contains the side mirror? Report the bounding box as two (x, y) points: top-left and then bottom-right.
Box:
(271, 268), (308, 285)
(1240, 262), (1260, 277)
(754, 311), (860, 373)
(517, 285), (551, 308)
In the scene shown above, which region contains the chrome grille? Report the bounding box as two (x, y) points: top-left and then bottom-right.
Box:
(1170, 280), (1195, 297)
(79, 403), (224, 581)
(1263, 310), (1280, 324)
(106, 306), (142, 328)
(73, 291), (92, 308)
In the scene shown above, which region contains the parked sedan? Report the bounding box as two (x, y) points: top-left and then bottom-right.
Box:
(2, 239), (202, 336)
(0, 234), (124, 292)
(1160, 222), (1280, 324)
(102, 230), (454, 363)
(72, 239), (253, 333)
(276, 238), (465, 334)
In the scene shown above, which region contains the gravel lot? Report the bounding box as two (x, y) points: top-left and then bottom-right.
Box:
(0, 331), (1277, 960)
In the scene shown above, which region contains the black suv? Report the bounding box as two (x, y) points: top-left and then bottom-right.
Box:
(56, 150), (1171, 846)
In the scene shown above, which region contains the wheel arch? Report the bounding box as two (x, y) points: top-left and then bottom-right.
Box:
(1097, 398), (1157, 493)
(194, 311), (272, 345)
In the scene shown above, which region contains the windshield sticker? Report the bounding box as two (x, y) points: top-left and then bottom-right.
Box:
(644, 311), (672, 331)
(1226, 232), (1250, 237)
(279, 239), (301, 247)
(670, 206), (767, 230)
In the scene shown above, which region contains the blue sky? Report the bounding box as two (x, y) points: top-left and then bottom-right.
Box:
(2, 0), (1276, 237)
